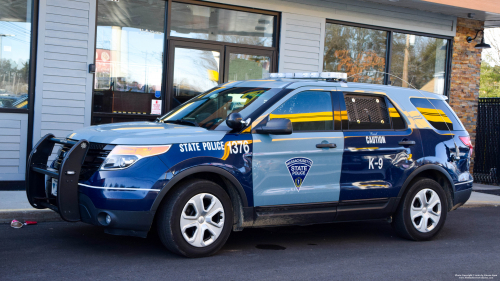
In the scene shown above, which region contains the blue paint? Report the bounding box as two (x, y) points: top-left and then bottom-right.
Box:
(47, 79), (473, 234)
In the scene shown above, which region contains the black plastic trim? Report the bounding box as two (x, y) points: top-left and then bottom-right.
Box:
(453, 188), (472, 206)
(150, 165), (249, 211)
(336, 198), (396, 221)
(79, 193), (153, 238)
(253, 202), (338, 227)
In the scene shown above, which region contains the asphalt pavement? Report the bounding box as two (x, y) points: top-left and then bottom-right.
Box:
(1, 207), (499, 281)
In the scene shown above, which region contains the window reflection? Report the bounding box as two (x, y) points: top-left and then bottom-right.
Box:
(271, 91), (333, 132)
(323, 23), (387, 84)
(0, 0), (32, 109)
(228, 53), (270, 81)
(93, 0), (165, 119)
(391, 33), (448, 94)
(173, 48), (220, 106)
(170, 2), (275, 47)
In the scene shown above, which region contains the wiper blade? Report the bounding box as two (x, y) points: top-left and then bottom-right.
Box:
(163, 119), (199, 127)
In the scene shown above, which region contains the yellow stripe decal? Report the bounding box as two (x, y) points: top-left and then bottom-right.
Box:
(388, 108), (401, 118)
(416, 107), (452, 123)
(269, 112), (333, 123)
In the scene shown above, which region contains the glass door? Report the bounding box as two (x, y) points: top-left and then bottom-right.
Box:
(224, 47), (274, 82)
(167, 40), (224, 109)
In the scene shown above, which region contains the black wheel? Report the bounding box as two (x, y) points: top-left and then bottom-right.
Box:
(157, 179), (233, 258)
(392, 178), (448, 241)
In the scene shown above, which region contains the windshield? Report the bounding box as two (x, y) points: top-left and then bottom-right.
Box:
(158, 87), (277, 130)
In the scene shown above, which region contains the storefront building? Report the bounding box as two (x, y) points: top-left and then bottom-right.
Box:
(1, 0), (499, 189)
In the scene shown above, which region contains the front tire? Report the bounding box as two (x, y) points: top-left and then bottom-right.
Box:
(157, 179), (233, 257)
(392, 178), (448, 241)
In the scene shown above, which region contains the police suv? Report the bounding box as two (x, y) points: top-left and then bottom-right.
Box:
(26, 72), (473, 257)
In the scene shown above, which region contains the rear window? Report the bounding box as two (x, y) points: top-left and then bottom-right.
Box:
(410, 98), (464, 131)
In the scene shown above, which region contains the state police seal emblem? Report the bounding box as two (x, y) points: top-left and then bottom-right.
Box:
(285, 157), (313, 191)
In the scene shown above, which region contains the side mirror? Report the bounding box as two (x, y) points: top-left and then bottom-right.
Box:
(255, 118), (292, 135)
(226, 112), (244, 131)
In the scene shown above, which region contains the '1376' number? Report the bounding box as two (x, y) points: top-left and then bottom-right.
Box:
(228, 141), (250, 154)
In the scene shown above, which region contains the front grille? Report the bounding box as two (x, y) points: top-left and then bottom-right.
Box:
(53, 141), (114, 181)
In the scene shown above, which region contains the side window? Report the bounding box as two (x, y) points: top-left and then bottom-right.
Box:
(344, 94), (391, 130)
(270, 91), (333, 132)
(387, 99), (406, 130)
(410, 98), (464, 131)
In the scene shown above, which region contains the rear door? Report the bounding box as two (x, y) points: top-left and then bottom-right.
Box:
(337, 89), (423, 202)
(252, 87), (344, 206)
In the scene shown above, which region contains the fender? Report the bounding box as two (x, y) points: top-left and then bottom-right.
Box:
(150, 165), (249, 211)
(393, 164), (455, 210)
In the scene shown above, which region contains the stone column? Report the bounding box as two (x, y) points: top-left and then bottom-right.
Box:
(449, 18), (485, 172)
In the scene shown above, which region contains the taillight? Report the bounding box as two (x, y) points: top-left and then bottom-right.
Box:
(459, 136), (473, 155)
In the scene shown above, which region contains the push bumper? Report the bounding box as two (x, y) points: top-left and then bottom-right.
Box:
(26, 134), (89, 222)
(79, 193), (154, 238)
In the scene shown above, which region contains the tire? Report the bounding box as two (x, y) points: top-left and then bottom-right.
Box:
(392, 178), (448, 241)
(157, 179), (233, 258)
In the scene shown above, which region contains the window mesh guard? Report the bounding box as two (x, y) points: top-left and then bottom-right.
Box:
(344, 95), (390, 126)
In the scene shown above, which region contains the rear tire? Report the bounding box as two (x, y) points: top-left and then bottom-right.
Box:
(392, 178), (448, 241)
(157, 179), (233, 258)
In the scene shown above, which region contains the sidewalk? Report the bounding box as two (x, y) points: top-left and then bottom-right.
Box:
(0, 191), (62, 224)
(1, 184), (499, 224)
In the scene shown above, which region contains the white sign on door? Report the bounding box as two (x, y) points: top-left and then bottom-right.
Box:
(151, 100), (162, 115)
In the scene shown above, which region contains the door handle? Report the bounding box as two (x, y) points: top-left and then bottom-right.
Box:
(398, 140), (416, 146)
(316, 143), (337, 149)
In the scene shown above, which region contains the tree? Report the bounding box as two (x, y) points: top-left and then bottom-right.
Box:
(480, 62), (500, 97)
(480, 28), (500, 97)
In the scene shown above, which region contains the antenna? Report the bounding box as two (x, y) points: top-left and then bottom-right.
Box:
(348, 70), (461, 161)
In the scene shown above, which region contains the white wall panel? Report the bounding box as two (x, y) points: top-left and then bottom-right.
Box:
(33, 0), (96, 167)
(0, 113), (28, 181)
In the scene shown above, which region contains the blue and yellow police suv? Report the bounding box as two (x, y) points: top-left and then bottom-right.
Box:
(27, 72), (473, 257)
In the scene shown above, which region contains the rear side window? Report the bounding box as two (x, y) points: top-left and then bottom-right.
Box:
(410, 98), (464, 131)
(344, 94), (391, 130)
(387, 100), (406, 130)
(270, 91), (333, 132)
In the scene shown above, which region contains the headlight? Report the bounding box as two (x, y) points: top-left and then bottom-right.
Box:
(100, 145), (171, 170)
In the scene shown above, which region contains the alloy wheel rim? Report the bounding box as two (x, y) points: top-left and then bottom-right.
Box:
(410, 188), (442, 233)
(180, 193), (225, 247)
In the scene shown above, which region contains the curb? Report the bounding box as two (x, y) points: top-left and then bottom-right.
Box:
(0, 209), (63, 224)
(463, 203), (499, 208)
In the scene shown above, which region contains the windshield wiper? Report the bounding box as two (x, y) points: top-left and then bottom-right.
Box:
(163, 119), (199, 127)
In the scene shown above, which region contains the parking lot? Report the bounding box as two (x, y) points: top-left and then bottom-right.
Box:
(1, 206), (499, 281)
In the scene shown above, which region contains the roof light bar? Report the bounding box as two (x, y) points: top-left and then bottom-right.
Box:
(268, 72), (347, 80)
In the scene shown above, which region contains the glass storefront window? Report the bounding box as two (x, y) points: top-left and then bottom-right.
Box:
(93, 0), (165, 120)
(323, 23), (387, 84)
(170, 2), (275, 47)
(227, 53), (270, 82)
(172, 47), (220, 106)
(391, 33), (448, 95)
(0, 0), (32, 109)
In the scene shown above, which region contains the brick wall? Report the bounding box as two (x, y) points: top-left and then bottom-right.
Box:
(449, 18), (484, 171)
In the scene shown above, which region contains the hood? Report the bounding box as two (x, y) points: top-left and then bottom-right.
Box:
(67, 122), (227, 145)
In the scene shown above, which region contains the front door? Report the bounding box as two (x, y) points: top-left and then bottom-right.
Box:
(167, 41), (224, 109)
(252, 88), (344, 206)
(337, 89), (422, 201)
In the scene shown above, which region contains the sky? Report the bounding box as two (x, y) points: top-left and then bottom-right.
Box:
(482, 28), (500, 66)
